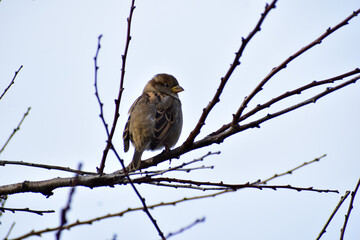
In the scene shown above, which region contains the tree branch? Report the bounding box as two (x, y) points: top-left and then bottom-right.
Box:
(316, 191), (351, 240)
(256, 154), (327, 185)
(10, 191), (224, 240)
(0, 65), (23, 101)
(137, 177), (339, 194)
(0, 172), (126, 196)
(93, 34), (110, 138)
(184, 0), (278, 146)
(112, 145), (166, 239)
(211, 68), (360, 136)
(0, 207), (55, 216)
(0, 160), (97, 175)
(340, 178), (360, 240)
(55, 163), (82, 240)
(98, 0), (136, 174)
(0, 107), (31, 154)
(165, 217), (205, 239)
(232, 7), (360, 124)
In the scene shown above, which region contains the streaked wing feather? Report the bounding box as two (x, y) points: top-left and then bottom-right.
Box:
(150, 106), (174, 149)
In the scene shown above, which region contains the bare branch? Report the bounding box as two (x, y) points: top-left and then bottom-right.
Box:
(138, 177), (339, 194)
(316, 191), (351, 240)
(256, 154), (327, 185)
(165, 217), (205, 239)
(340, 178), (360, 240)
(232, 8), (360, 123)
(10, 180), (337, 240)
(212, 68), (360, 136)
(111, 146), (166, 240)
(184, 0), (278, 146)
(147, 182), (225, 191)
(0, 65), (23, 101)
(93, 34), (110, 138)
(0, 172), (124, 196)
(238, 68), (360, 124)
(98, 0), (136, 174)
(0, 207), (55, 216)
(0, 107), (31, 154)
(136, 151), (219, 177)
(4, 222), (15, 240)
(55, 163), (82, 240)
(10, 190), (228, 240)
(0, 160), (97, 175)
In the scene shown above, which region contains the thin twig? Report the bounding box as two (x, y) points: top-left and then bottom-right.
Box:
(232, 8), (360, 124)
(211, 68), (360, 136)
(98, 0), (136, 174)
(165, 217), (206, 239)
(0, 160), (97, 175)
(256, 154), (327, 185)
(238, 68), (360, 124)
(137, 177), (339, 194)
(11, 190), (230, 240)
(0, 207), (55, 216)
(0, 65), (23, 101)
(144, 165), (214, 176)
(111, 147), (166, 240)
(4, 222), (16, 240)
(55, 163), (82, 240)
(0, 107), (31, 154)
(316, 191), (351, 240)
(93, 34), (110, 138)
(340, 178), (360, 240)
(147, 182), (226, 191)
(140, 151), (219, 177)
(10, 178), (338, 240)
(184, 0), (277, 146)
(235, 75), (360, 131)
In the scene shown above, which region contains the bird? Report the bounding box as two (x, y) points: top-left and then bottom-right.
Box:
(123, 73), (184, 171)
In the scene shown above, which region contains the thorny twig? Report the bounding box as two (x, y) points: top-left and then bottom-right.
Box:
(232, 8), (360, 124)
(98, 0), (136, 174)
(165, 217), (206, 239)
(0, 65), (23, 101)
(340, 178), (360, 240)
(93, 34), (110, 138)
(4, 222), (16, 240)
(0, 160), (97, 175)
(112, 147), (166, 240)
(212, 68), (360, 135)
(255, 154), (327, 185)
(10, 191), (220, 240)
(184, 0), (278, 146)
(0, 107), (31, 154)
(55, 163), (82, 240)
(138, 177), (339, 194)
(0, 207), (54, 216)
(140, 151), (219, 177)
(316, 191), (351, 240)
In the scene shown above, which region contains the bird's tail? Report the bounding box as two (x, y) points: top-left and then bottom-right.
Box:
(128, 150), (142, 171)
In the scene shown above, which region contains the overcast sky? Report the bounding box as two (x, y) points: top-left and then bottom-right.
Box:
(1, 1), (360, 240)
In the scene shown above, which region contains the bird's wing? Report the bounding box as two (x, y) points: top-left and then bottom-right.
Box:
(123, 95), (143, 152)
(150, 97), (175, 150)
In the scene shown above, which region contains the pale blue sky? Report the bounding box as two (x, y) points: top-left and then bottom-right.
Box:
(1, 1), (360, 239)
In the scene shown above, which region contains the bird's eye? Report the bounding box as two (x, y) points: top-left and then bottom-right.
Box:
(164, 83), (169, 87)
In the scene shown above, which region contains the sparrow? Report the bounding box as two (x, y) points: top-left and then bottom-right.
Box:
(123, 73), (184, 171)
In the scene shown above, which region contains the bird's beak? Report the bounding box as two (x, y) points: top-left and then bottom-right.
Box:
(171, 85), (184, 93)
